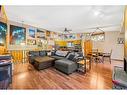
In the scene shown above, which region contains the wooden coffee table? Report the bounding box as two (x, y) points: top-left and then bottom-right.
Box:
(34, 56), (55, 70)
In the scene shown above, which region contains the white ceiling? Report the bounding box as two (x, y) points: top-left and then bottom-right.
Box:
(5, 6), (125, 33)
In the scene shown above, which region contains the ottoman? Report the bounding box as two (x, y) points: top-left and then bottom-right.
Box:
(55, 59), (78, 74)
(34, 56), (55, 70)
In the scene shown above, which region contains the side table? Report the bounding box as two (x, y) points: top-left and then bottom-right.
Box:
(77, 59), (87, 74)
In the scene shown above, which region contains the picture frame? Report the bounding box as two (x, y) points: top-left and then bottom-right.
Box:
(0, 22), (7, 46)
(10, 25), (26, 45)
(28, 28), (36, 38)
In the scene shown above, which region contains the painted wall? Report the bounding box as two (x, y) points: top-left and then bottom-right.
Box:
(55, 40), (81, 47)
(93, 31), (124, 60)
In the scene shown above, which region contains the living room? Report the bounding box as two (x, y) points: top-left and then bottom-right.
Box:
(0, 5), (127, 90)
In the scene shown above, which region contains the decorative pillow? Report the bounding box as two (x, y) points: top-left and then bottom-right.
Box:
(29, 51), (39, 56)
(39, 51), (47, 57)
(55, 50), (68, 57)
(67, 54), (75, 61)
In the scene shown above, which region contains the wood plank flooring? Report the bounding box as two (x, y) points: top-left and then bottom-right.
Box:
(10, 60), (123, 89)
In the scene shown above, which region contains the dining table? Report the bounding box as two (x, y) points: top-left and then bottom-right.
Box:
(87, 51), (104, 63)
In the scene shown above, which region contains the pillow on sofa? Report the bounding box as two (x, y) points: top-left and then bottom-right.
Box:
(55, 50), (68, 57)
(67, 54), (75, 61)
(29, 51), (39, 56)
(39, 51), (47, 57)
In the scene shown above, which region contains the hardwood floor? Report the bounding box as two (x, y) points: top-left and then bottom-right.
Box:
(10, 60), (123, 89)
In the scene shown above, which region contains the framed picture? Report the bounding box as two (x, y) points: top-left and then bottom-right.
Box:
(117, 38), (124, 44)
(27, 39), (36, 45)
(10, 25), (26, 45)
(46, 30), (50, 37)
(64, 34), (76, 39)
(36, 29), (45, 39)
(0, 22), (7, 46)
(29, 28), (36, 38)
(80, 33), (84, 39)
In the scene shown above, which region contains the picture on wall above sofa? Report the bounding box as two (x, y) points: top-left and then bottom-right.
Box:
(10, 25), (26, 45)
(27, 39), (36, 45)
(36, 29), (45, 39)
(28, 28), (36, 38)
(64, 34), (76, 39)
(0, 22), (7, 46)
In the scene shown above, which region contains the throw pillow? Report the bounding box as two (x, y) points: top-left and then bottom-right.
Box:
(67, 54), (75, 61)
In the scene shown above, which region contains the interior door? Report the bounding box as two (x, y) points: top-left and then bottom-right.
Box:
(84, 40), (92, 56)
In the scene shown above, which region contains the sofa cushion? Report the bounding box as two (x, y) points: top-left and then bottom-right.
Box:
(39, 51), (47, 57)
(55, 59), (75, 67)
(66, 52), (75, 58)
(51, 50), (56, 56)
(29, 51), (39, 56)
(51, 56), (64, 60)
(55, 50), (68, 57)
(67, 54), (75, 61)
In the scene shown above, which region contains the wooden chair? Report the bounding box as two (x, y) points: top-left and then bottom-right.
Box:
(92, 49), (105, 63)
(103, 49), (112, 64)
(91, 49), (99, 63)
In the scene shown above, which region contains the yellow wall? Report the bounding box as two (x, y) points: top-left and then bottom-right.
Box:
(55, 40), (67, 46)
(55, 40), (81, 47)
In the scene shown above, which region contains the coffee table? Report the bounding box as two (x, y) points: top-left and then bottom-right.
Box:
(34, 56), (55, 70)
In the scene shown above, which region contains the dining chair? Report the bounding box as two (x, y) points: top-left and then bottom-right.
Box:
(91, 49), (99, 63)
(103, 49), (112, 64)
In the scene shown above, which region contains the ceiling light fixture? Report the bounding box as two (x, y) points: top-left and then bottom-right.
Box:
(94, 11), (101, 16)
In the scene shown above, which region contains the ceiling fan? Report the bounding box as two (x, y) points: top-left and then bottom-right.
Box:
(63, 28), (72, 33)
